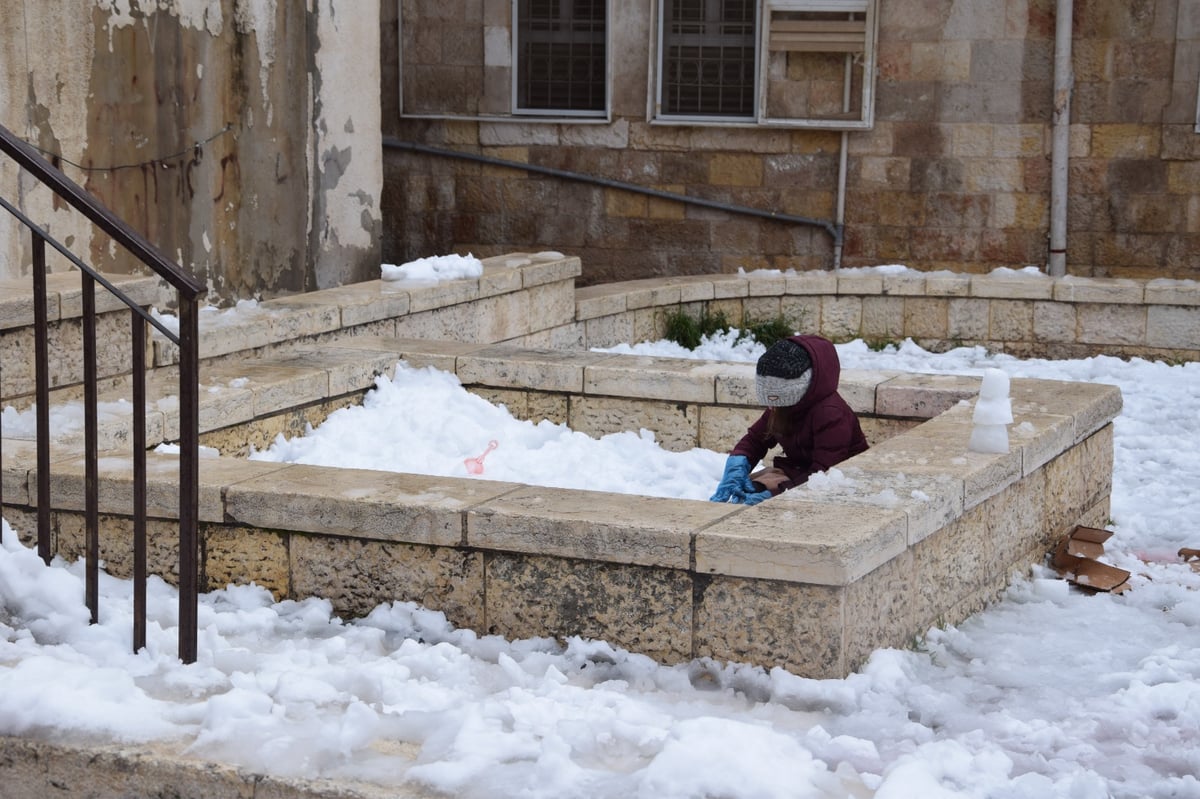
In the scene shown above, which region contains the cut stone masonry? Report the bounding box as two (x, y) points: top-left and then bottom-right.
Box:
(0, 253), (1132, 678)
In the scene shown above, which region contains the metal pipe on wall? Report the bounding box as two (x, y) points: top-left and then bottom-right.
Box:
(383, 136), (841, 245)
(833, 45), (855, 270)
(1048, 0), (1074, 277)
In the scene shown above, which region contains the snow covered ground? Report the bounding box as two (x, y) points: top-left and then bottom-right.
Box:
(2, 332), (1199, 798)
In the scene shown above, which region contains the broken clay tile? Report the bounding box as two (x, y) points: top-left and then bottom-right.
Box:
(1063, 526), (1113, 560)
(1051, 526), (1132, 594)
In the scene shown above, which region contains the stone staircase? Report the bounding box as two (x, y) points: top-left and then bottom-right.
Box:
(0, 252), (582, 454)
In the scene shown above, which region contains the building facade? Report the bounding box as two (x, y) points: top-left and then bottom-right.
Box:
(383, 0), (1200, 285)
(1, 0), (382, 303)
(2, 1), (1197, 300)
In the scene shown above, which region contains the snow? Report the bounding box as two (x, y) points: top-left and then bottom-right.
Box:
(381, 253), (483, 283)
(968, 368), (1013, 453)
(3, 335), (1200, 798)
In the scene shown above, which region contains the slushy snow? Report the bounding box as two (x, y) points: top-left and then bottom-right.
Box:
(2, 336), (1200, 799)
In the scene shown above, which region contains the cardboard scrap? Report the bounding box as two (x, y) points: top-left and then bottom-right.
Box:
(1052, 526), (1132, 594)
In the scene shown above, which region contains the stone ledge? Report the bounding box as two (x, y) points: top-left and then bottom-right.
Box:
(0, 272), (170, 331)
(5, 339), (1122, 594)
(150, 253), (581, 366)
(570, 270), (1200, 358)
(0, 735), (422, 799)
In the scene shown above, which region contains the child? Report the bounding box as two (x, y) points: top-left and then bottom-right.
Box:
(710, 335), (868, 505)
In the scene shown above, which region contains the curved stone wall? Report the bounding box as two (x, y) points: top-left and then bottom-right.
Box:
(572, 270), (1200, 362)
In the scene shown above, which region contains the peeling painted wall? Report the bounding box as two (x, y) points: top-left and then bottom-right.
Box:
(0, 0), (381, 303)
(309, 0), (383, 291)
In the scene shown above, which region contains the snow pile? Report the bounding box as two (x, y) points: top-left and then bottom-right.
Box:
(381, 253), (483, 283)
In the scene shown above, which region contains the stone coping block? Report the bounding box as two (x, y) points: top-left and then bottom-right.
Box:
(874, 373), (980, 418)
(780, 466), (966, 547)
(149, 253), (582, 366)
(839, 368), (907, 415)
(202, 360), (335, 419)
(0, 272), (170, 332)
(851, 404), (1024, 510)
(1052, 276), (1144, 304)
(225, 463), (521, 548)
(713, 361), (758, 404)
(570, 270), (1200, 360)
(1008, 377), (1123, 444)
(968, 273), (1054, 300)
(468, 486), (739, 569)
(325, 336), (491, 374)
(583, 356), (730, 404)
(456, 344), (616, 393)
(570, 270), (1199, 307)
(1144, 279), (1200, 307)
(223, 345), (405, 398)
(37, 451), (288, 523)
(695, 499), (908, 584)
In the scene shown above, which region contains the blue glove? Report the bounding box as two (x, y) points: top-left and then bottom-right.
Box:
(741, 487), (774, 506)
(710, 455), (754, 503)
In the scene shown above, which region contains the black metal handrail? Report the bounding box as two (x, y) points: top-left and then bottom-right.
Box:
(0, 122), (206, 663)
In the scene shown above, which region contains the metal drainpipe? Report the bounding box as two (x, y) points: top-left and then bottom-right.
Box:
(833, 43), (855, 270)
(1048, 0), (1074, 277)
(381, 136), (842, 261)
(835, 131), (848, 270)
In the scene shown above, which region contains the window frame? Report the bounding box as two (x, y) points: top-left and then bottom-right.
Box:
(654, 0), (761, 123)
(511, 0), (613, 119)
(395, 0), (612, 123)
(649, 0), (879, 129)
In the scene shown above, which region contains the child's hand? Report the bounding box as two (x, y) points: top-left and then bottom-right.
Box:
(709, 455), (754, 502)
(741, 487), (773, 506)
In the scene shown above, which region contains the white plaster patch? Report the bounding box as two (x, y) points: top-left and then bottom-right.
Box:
(166, 0), (226, 36)
(310, 0), (382, 256)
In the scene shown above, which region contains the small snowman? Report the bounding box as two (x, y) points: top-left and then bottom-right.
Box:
(969, 368), (1012, 454)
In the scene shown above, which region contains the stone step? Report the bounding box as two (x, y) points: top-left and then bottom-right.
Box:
(0, 252), (581, 411)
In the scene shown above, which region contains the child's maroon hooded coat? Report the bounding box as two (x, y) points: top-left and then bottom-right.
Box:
(730, 335), (868, 495)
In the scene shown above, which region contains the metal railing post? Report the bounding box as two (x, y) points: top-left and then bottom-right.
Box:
(32, 232), (52, 565)
(83, 273), (100, 624)
(177, 298), (200, 664)
(132, 312), (148, 651)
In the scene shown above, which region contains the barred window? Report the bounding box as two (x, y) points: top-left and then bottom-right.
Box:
(653, 0), (880, 129)
(516, 0), (607, 114)
(660, 0), (757, 117)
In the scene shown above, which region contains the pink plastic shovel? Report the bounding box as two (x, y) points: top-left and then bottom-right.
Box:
(464, 440), (498, 474)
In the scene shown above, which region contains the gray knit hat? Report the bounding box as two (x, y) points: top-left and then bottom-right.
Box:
(756, 339), (813, 407)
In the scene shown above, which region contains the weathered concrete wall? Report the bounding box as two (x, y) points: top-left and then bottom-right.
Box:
(0, 0), (381, 303)
(381, 0), (1200, 285)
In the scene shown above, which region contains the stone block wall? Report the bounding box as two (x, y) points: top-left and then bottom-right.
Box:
(568, 270), (1200, 361)
(0, 272), (171, 408)
(7, 339), (1120, 678)
(381, 0), (1200, 286)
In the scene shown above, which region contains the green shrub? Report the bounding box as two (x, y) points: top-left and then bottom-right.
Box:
(741, 315), (795, 348)
(663, 308), (732, 349)
(663, 308), (798, 350)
